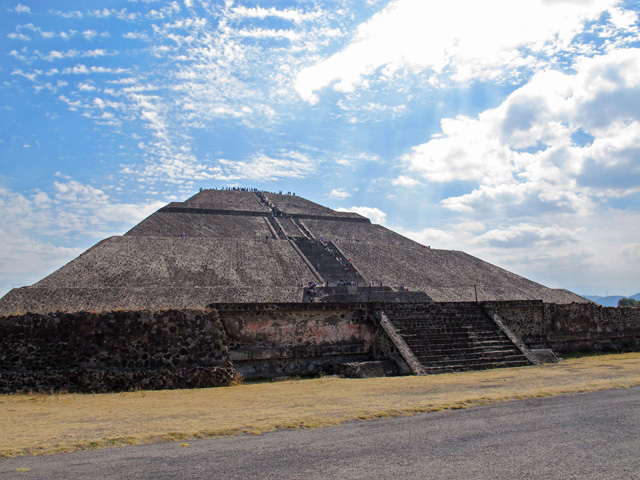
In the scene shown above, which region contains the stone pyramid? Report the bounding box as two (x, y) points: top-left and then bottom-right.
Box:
(0, 188), (587, 314)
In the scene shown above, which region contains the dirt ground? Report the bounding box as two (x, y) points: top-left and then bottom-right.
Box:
(2, 352), (640, 457)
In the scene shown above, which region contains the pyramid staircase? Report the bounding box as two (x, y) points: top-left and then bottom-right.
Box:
(294, 239), (366, 286)
(383, 303), (531, 373)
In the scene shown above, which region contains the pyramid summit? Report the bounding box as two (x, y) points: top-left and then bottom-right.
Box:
(0, 188), (586, 315)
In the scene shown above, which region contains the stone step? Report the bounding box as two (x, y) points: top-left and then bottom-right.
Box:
(384, 302), (531, 374)
(416, 353), (527, 364)
(406, 339), (521, 350)
(294, 239), (366, 284)
(409, 345), (521, 356)
(421, 360), (531, 374)
(394, 322), (487, 328)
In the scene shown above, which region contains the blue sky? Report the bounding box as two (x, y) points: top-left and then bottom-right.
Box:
(1, 0), (639, 298)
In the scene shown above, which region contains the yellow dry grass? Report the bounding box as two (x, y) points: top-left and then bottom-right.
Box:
(2, 352), (640, 457)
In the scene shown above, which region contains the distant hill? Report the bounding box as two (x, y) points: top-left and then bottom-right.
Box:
(582, 293), (640, 307)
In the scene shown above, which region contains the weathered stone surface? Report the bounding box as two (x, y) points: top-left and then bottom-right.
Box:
(0, 309), (235, 393)
(484, 301), (640, 353)
(126, 211), (272, 238)
(216, 303), (375, 378)
(529, 349), (559, 364)
(382, 302), (532, 374)
(184, 189), (269, 212)
(335, 360), (399, 378)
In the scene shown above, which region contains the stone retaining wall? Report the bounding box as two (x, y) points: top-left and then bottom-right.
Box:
(0, 303), (393, 392)
(484, 301), (640, 353)
(0, 310), (234, 393)
(3, 301), (638, 393)
(214, 303), (377, 378)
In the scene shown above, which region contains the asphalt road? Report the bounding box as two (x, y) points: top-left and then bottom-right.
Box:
(2, 387), (639, 480)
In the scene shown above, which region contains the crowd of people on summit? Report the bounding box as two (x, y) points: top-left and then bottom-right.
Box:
(203, 186), (295, 196)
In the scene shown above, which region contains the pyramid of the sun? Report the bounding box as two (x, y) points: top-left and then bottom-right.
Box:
(0, 189), (586, 314)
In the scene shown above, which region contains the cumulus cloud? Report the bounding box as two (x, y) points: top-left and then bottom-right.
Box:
(394, 210), (640, 293)
(12, 4), (31, 14)
(401, 48), (640, 216)
(52, 179), (166, 234)
(0, 182), (165, 296)
(620, 242), (640, 261)
(475, 223), (580, 248)
(83, 29), (98, 40)
(391, 175), (422, 187)
(337, 206), (387, 224)
(397, 226), (456, 247)
(0, 229), (82, 297)
(328, 188), (351, 199)
(7, 32), (30, 41)
(294, 0), (631, 103)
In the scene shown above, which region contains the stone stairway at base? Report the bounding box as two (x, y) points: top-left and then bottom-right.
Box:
(294, 239), (366, 285)
(384, 303), (531, 373)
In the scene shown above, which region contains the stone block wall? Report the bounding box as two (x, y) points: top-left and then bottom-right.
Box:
(484, 301), (640, 353)
(0, 310), (235, 393)
(214, 303), (377, 378)
(0, 303), (399, 392)
(4, 300), (636, 393)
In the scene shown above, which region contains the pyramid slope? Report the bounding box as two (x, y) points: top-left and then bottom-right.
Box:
(339, 242), (583, 303)
(0, 189), (588, 314)
(265, 192), (365, 219)
(34, 237), (310, 289)
(126, 211), (272, 238)
(183, 189), (269, 212)
(302, 219), (585, 303)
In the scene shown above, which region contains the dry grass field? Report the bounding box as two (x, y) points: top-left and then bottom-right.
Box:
(2, 352), (640, 457)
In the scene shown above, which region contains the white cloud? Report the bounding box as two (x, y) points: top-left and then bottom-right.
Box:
(60, 30), (77, 40)
(401, 48), (640, 216)
(337, 206), (387, 224)
(391, 175), (422, 187)
(11, 69), (37, 81)
(0, 183), (167, 297)
(0, 229), (82, 298)
(231, 6), (321, 23)
(51, 10), (83, 19)
(123, 31), (150, 40)
(398, 226), (456, 247)
(52, 180), (166, 233)
(13, 4), (31, 14)
(89, 8), (139, 21)
(237, 28), (300, 41)
(328, 188), (351, 199)
(77, 82), (96, 91)
(295, 0), (628, 103)
(7, 32), (30, 41)
(60, 64), (128, 75)
(216, 151), (318, 181)
(83, 29), (97, 40)
(620, 243), (640, 261)
(395, 210), (640, 294)
(475, 223), (580, 248)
